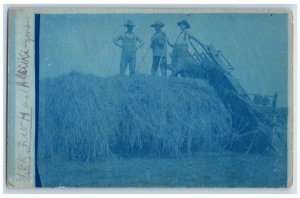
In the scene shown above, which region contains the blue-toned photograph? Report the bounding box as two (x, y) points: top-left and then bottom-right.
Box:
(36, 12), (290, 187)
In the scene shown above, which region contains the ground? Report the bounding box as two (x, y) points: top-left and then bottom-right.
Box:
(39, 151), (287, 187)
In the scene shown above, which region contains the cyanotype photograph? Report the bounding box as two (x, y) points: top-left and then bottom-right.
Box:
(7, 9), (292, 188)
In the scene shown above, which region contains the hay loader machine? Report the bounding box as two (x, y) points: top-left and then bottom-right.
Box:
(170, 41), (279, 152)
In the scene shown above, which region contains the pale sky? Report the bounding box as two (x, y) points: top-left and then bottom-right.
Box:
(39, 13), (289, 107)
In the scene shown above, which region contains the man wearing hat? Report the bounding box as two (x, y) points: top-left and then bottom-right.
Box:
(113, 20), (144, 77)
(150, 20), (168, 77)
(169, 19), (203, 76)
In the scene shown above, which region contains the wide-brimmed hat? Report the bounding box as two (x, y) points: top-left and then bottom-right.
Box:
(177, 20), (190, 29)
(151, 20), (165, 27)
(124, 20), (136, 27)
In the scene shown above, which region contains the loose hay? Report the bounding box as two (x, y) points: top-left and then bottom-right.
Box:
(38, 72), (232, 161)
(38, 72), (287, 162)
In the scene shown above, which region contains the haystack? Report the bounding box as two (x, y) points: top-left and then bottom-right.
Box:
(38, 72), (233, 161)
(38, 68), (282, 162)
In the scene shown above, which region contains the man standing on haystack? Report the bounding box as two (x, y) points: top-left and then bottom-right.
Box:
(150, 20), (168, 77)
(169, 20), (204, 76)
(113, 20), (144, 77)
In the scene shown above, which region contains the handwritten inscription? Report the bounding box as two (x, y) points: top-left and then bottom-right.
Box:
(15, 17), (34, 183)
(16, 17), (33, 88)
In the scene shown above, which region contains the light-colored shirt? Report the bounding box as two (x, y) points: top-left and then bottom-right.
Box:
(151, 31), (168, 57)
(175, 30), (192, 46)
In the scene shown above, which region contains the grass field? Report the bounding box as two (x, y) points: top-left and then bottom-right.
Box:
(39, 151), (287, 187)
